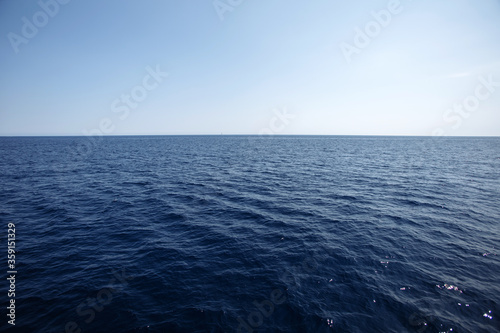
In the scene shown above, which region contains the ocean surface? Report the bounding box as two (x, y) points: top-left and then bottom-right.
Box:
(0, 135), (499, 333)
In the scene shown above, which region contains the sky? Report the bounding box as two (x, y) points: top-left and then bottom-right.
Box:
(0, 0), (499, 136)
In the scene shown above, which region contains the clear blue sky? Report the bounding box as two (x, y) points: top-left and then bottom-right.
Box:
(1, 0), (499, 136)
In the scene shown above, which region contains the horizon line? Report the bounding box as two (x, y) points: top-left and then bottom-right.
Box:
(1, 134), (500, 138)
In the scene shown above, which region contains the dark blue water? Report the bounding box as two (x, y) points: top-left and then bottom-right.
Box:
(0, 136), (499, 333)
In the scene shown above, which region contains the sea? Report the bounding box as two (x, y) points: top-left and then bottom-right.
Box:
(0, 135), (499, 333)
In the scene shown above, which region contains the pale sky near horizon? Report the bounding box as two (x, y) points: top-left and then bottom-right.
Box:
(0, 0), (499, 136)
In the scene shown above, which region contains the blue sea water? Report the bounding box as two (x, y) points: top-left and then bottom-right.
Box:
(0, 135), (499, 333)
